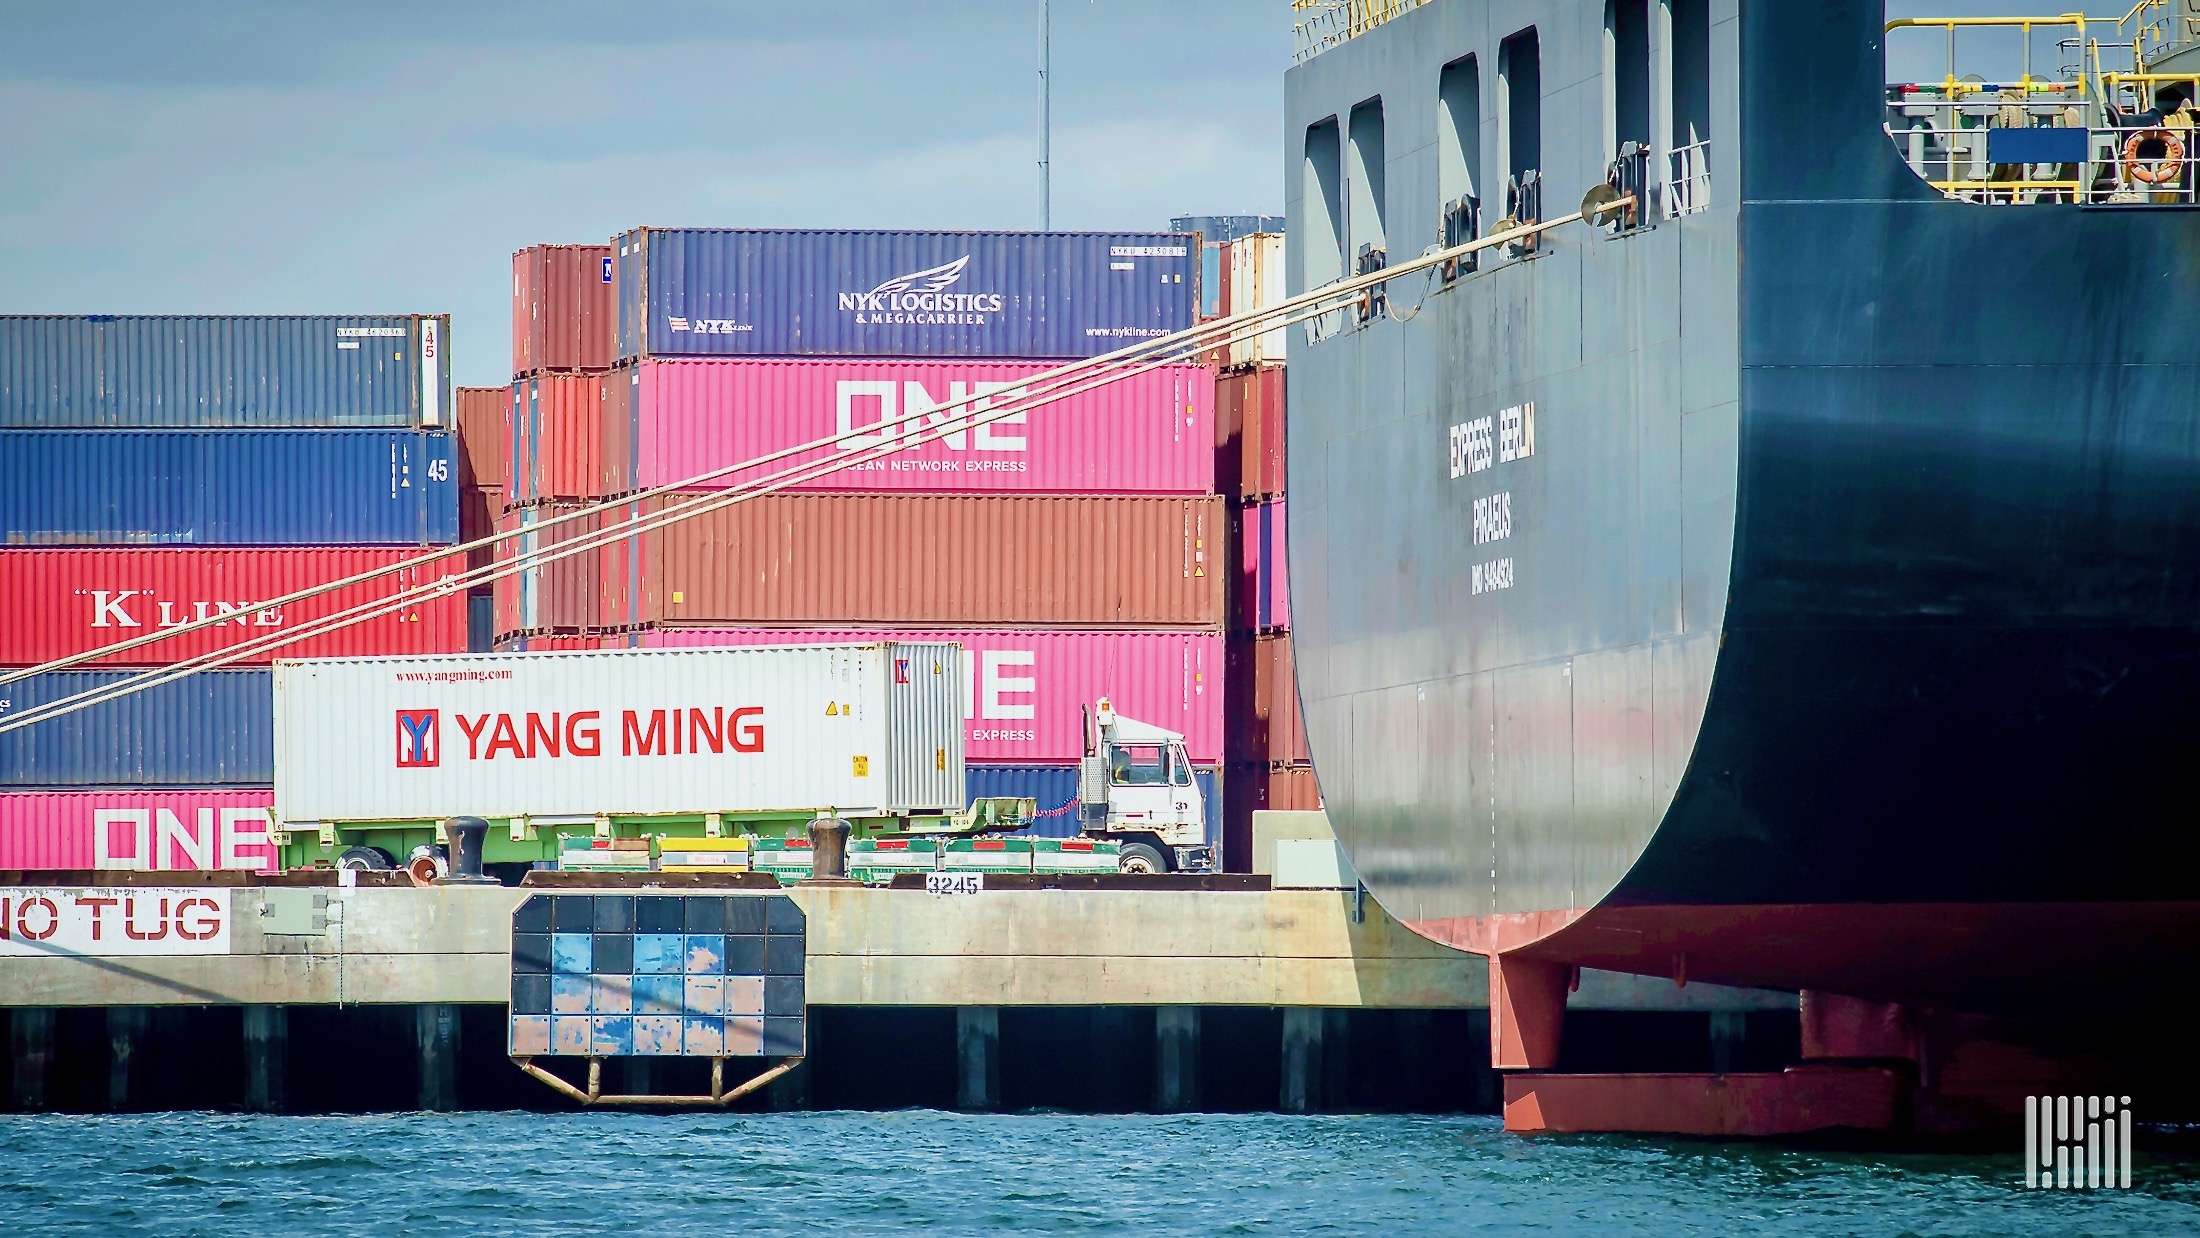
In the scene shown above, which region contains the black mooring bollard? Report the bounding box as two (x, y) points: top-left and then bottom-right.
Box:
(438, 815), (499, 885)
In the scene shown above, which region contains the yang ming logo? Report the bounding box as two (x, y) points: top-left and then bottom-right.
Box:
(839, 256), (1006, 325)
(397, 710), (440, 768)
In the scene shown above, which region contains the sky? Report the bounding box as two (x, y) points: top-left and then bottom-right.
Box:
(0, 1), (1289, 386)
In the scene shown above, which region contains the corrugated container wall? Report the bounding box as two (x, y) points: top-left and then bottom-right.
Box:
(632, 494), (1224, 629)
(634, 628), (1223, 764)
(0, 548), (467, 666)
(456, 386), (509, 491)
(967, 764), (1220, 844)
(630, 359), (1215, 497)
(0, 315), (449, 428)
(1216, 365), (1286, 501)
(614, 230), (1197, 360)
(1225, 234), (1287, 367)
(512, 244), (616, 375)
(1226, 633), (1308, 766)
(0, 669), (273, 786)
(511, 374), (615, 503)
(494, 503), (605, 636)
(2, 429), (457, 546)
(272, 644), (964, 824)
(0, 789), (277, 871)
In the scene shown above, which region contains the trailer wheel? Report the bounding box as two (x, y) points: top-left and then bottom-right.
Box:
(1116, 842), (1169, 874)
(336, 846), (397, 871)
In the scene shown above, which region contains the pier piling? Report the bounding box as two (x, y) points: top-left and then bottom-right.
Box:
(1709, 1011), (1746, 1073)
(1280, 1007), (1324, 1113)
(106, 1006), (148, 1112)
(415, 1004), (460, 1111)
(1154, 1007), (1201, 1111)
(9, 1009), (55, 1111)
(243, 1006), (288, 1113)
(956, 1007), (1000, 1111)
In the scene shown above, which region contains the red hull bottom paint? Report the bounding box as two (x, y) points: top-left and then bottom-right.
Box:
(1503, 1066), (1907, 1136)
(1408, 901), (2200, 1017)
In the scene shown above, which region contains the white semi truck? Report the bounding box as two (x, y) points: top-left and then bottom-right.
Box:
(1076, 697), (1215, 874)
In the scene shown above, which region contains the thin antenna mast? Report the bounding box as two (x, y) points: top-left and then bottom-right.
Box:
(1038, 0), (1051, 228)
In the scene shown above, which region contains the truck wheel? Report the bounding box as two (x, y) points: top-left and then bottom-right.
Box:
(1117, 842), (1169, 874)
(336, 846), (396, 871)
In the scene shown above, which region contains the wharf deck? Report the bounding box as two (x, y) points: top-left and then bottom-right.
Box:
(0, 883), (1789, 1014)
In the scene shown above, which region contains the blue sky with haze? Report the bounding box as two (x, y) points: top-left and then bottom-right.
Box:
(0, 1), (1288, 385)
(0, 1), (2130, 384)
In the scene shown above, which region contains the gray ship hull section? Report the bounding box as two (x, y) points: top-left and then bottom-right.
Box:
(1285, 0), (1742, 927)
(1290, 0), (2200, 942)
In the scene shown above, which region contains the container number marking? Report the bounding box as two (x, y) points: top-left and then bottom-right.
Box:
(926, 872), (985, 895)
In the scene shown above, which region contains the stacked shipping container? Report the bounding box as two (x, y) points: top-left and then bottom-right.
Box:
(493, 229), (1227, 852)
(0, 314), (462, 871)
(1210, 235), (1322, 866)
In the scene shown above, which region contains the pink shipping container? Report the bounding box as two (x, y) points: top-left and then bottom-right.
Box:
(0, 547), (468, 666)
(633, 627), (1223, 764)
(627, 358), (1215, 495)
(0, 789), (278, 872)
(512, 243), (616, 375)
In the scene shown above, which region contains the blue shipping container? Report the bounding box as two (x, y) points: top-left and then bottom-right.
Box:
(968, 764), (1219, 846)
(2, 429), (457, 545)
(0, 669), (272, 787)
(614, 230), (1198, 360)
(0, 314), (450, 429)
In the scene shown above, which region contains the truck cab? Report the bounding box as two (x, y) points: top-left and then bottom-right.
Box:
(1079, 698), (1215, 874)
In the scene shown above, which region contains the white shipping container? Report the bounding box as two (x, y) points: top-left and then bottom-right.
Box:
(1227, 233), (1286, 367)
(273, 644), (963, 826)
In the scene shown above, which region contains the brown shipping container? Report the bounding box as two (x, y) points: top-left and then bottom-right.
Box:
(460, 484), (503, 572)
(456, 386), (509, 490)
(1226, 632), (1309, 766)
(1216, 364), (1286, 501)
(637, 494), (1225, 628)
(512, 243), (616, 375)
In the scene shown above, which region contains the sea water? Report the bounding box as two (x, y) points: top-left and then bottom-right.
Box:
(2, 1111), (2196, 1234)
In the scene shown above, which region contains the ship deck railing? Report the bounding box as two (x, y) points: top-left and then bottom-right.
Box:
(1667, 142), (1712, 218)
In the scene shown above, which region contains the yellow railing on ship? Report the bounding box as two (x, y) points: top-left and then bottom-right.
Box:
(1291, 0), (1431, 64)
(1884, 14), (2093, 98)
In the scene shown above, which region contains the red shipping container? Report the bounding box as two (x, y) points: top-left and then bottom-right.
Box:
(513, 373), (611, 503)
(455, 386), (509, 491)
(1225, 632), (1309, 766)
(634, 493), (1225, 628)
(493, 633), (602, 653)
(492, 503), (603, 636)
(1269, 497), (1291, 630)
(1216, 365), (1286, 500)
(0, 789), (277, 872)
(0, 547), (466, 666)
(512, 243), (616, 375)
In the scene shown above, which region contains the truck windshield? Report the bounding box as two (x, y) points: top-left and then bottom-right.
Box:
(1110, 745), (1170, 786)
